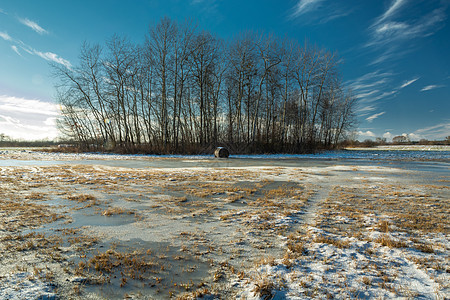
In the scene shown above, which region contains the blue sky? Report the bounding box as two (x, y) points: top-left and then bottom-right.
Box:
(0, 0), (449, 141)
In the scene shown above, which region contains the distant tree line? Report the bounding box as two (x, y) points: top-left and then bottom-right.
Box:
(54, 17), (356, 154)
(341, 136), (450, 148)
(0, 134), (60, 147)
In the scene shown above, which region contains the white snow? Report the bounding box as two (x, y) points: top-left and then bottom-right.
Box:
(235, 225), (449, 299)
(0, 272), (56, 300)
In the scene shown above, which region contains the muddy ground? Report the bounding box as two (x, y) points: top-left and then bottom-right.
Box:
(0, 150), (448, 299)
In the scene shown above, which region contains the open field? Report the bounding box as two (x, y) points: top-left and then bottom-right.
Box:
(0, 149), (449, 299)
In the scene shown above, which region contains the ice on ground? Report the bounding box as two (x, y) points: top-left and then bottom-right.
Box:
(0, 272), (56, 300)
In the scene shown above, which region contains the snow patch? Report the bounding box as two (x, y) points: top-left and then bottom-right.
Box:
(0, 272), (56, 299)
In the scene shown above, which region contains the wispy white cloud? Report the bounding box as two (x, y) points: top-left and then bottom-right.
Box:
(290, 0), (325, 18)
(0, 31), (12, 41)
(289, 0), (352, 23)
(33, 50), (72, 69)
(320, 9), (353, 24)
(369, 48), (410, 65)
(367, 1), (447, 65)
(420, 84), (445, 91)
(348, 71), (393, 92)
(357, 90), (397, 107)
(413, 122), (450, 140)
(0, 31), (71, 69)
(18, 18), (48, 35)
(350, 79), (389, 92)
(366, 111), (385, 122)
(348, 70), (400, 116)
(369, 10), (446, 48)
(356, 90), (379, 99)
(377, 90), (397, 99)
(0, 95), (60, 140)
(11, 45), (21, 56)
(0, 95), (59, 116)
(377, 0), (407, 23)
(399, 77), (419, 89)
(350, 72), (423, 120)
(375, 21), (408, 34)
(349, 71), (394, 85)
(356, 105), (376, 114)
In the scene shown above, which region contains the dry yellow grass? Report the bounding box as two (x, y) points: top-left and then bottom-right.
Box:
(314, 235), (351, 249)
(101, 206), (133, 216)
(67, 194), (96, 202)
(252, 275), (275, 298)
(318, 183), (449, 236)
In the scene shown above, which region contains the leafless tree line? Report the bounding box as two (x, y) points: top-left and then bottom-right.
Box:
(54, 17), (356, 153)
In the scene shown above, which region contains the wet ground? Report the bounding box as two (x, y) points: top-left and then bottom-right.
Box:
(0, 149), (448, 299)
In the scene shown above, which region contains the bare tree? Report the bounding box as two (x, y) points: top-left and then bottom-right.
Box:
(54, 18), (356, 154)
